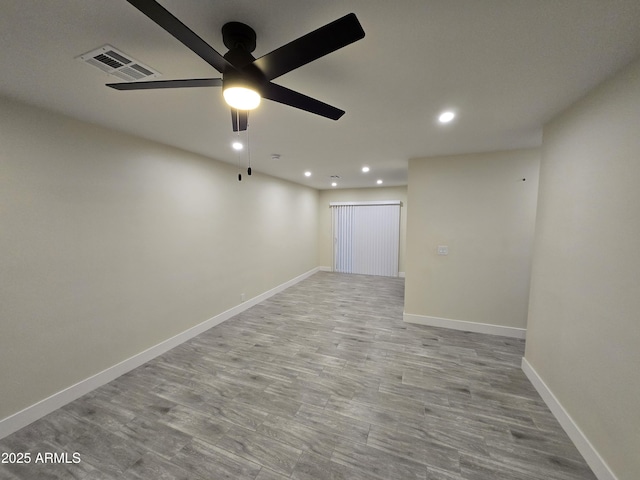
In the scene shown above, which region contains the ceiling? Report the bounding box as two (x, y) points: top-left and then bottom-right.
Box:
(1, 1), (640, 190)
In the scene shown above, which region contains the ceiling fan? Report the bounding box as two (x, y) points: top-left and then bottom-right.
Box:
(107, 0), (365, 132)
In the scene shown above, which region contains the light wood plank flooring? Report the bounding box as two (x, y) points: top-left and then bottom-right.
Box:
(0, 272), (596, 479)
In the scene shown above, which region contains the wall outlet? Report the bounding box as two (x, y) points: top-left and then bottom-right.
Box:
(240, 293), (245, 302)
(437, 245), (449, 256)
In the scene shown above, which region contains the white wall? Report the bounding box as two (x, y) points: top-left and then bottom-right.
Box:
(317, 186), (407, 273)
(404, 149), (540, 336)
(525, 57), (640, 480)
(0, 96), (318, 422)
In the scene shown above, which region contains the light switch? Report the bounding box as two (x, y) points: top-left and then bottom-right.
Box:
(437, 245), (449, 256)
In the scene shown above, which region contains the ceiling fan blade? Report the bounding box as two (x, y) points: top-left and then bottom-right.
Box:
(246, 13), (365, 81)
(231, 109), (248, 132)
(126, 0), (233, 73)
(261, 82), (345, 120)
(107, 78), (223, 90)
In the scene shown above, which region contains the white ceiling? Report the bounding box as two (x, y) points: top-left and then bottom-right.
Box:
(2, 0), (640, 189)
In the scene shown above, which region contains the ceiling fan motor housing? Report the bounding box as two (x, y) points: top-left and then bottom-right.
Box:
(222, 22), (263, 88)
(222, 66), (262, 93)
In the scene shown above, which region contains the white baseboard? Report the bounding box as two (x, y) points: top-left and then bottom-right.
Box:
(0, 267), (321, 440)
(403, 312), (526, 339)
(521, 358), (616, 480)
(317, 267), (405, 278)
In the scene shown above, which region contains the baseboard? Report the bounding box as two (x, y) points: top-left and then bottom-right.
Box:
(521, 358), (616, 480)
(0, 267), (321, 440)
(317, 267), (405, 278)
(403, 312), (526, 339)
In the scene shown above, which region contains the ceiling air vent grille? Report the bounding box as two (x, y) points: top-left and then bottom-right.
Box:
(77, 45), (160, 82)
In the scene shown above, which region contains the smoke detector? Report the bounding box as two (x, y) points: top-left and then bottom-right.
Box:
(77, 45), (160, 82)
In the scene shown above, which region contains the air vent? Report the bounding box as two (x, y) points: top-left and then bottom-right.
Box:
(77, 45), (160, 82)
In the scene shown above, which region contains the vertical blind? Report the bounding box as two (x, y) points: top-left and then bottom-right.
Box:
(331, 201), (401, 277)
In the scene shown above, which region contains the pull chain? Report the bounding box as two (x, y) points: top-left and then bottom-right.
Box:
(246, 112), (252, 176)
(236, 110), (242, 181)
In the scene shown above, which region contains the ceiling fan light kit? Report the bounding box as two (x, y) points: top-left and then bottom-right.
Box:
(106, 0), (365, 133)
(223, 85), (261, 110)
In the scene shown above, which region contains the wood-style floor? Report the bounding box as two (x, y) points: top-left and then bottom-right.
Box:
(0, 272), (596, 480)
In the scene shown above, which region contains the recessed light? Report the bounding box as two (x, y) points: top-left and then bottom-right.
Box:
(304, 171), (312, 177)
(362, 166), (370, 173)
(331, 182), (337, 187)
(232, 141), (243, 150)
(438, 111), (455, 124)
(377, 179), (383, 185)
